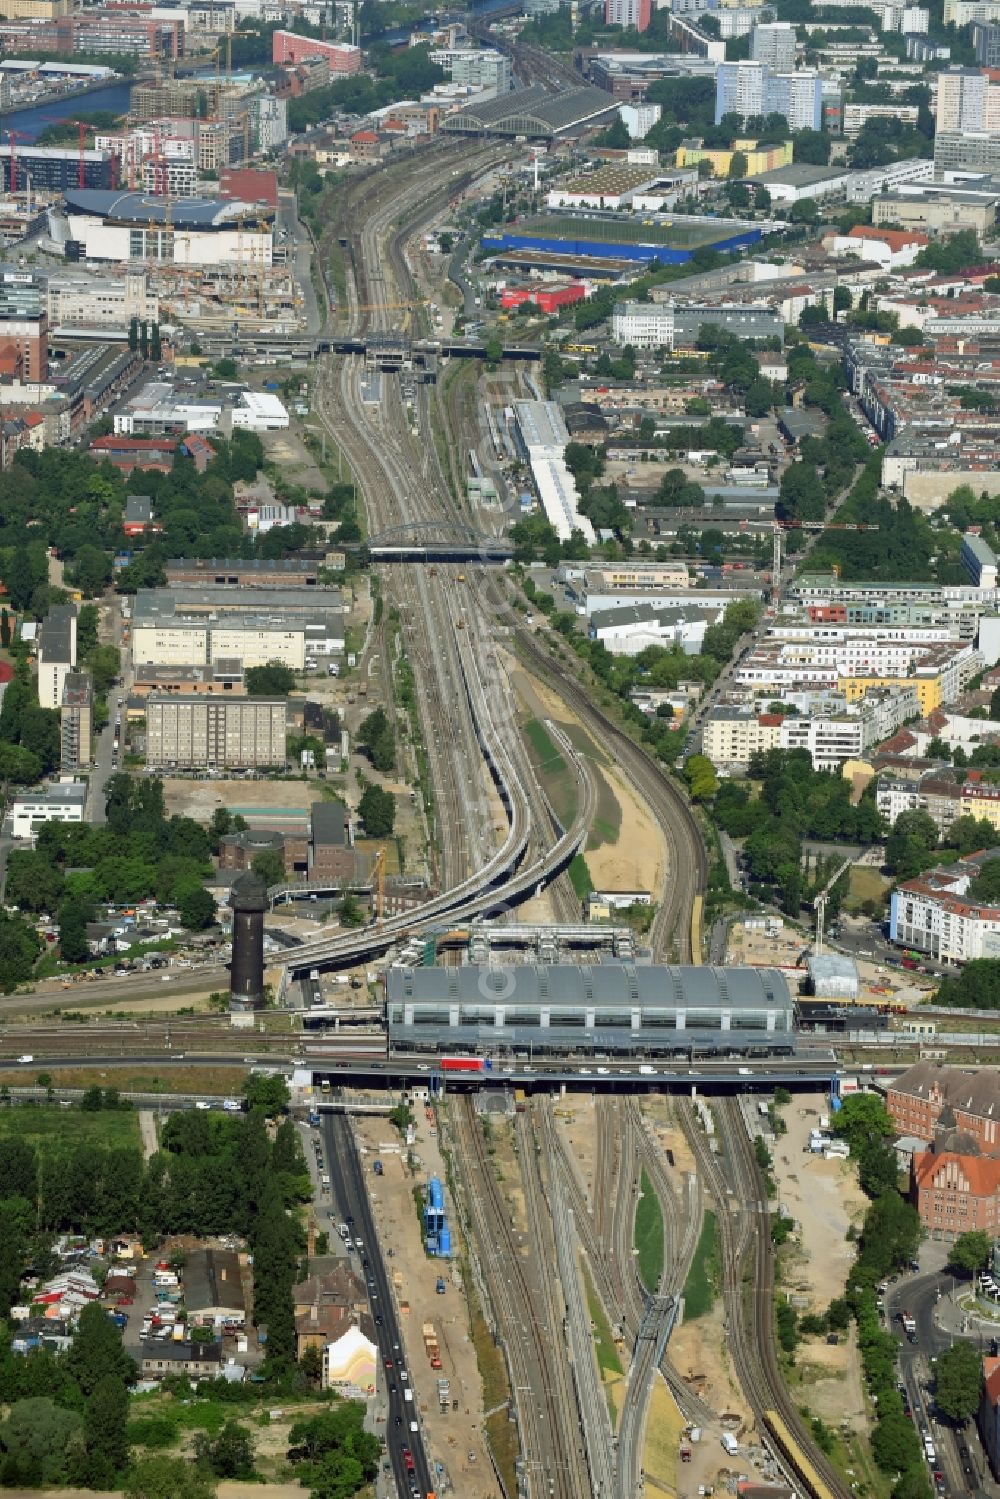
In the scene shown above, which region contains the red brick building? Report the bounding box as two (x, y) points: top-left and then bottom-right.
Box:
(912, 1150), (1000, 1238)
(89, 436), (177, 475)
(887, 1062), (1000, 1155)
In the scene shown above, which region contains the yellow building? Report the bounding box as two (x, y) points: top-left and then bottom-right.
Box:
(0, 0), (70, 17)
(840, 672), (942, 716)
(959, 785), (1000, 830)
(674, 137), (793, 178)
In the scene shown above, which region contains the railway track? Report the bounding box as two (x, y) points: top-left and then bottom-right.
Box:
(449, 1094), (592, 1499)
(679, 1098), (852, 1499)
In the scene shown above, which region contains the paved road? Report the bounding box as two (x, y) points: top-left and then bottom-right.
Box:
(88, 593), (128, 824)
(322, 1110), (435, 1499)
(280, 190), (323, 334)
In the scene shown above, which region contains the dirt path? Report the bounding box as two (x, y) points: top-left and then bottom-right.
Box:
(138, 1110), (158, 1160)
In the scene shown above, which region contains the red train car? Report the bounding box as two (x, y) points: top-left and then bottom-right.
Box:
(439, 1057), (491, 1073)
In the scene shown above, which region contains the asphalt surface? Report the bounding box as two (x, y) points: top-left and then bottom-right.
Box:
(321, 1110), (434, 1499)
(888, 1270), (995, 1498)
(279, 189), (323, 335)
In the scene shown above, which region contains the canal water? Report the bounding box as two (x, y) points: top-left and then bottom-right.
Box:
(0, 79), (134, 141)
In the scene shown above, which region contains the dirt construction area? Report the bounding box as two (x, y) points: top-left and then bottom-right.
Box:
(352, 1109), (502, 1499)
(768, 1091), (868, 1433)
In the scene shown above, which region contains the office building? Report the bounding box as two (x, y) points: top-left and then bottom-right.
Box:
(715, 61), (822, 129)
(750, 21), (795, 69)
(912, 1151), (1000, 1237)
(0, 271), (47, 381)
(60, 671), (92, 771)
(145, 695), (287, 769)
(47, 269), (156, 336)
(10, 780), (86, 840)
(37, 603), (76, 711)
(611, 299), (784, 349)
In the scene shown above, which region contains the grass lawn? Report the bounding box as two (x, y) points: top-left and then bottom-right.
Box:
(568, 853), (594, 900)
(522, 718), (578, 830)
(635, 1168), (664, 1292)
(682, 1210), (719, 1320)
(845, 865), (889, 913)
(0, 1102), (140, 1152)
(585, 1263), (622, 1377)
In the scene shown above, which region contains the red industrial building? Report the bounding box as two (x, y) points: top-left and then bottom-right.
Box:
(271, 30), (362, 75)
(500, 283), (587, 314)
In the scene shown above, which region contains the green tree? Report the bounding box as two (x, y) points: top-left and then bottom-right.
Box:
(251, 847), (287, 888)
(872, 1410), (919, 1473)
(949, 1230), (993, 1277)
(0, 1398), (86, 1487)
(728, 149), (748, 179)
(834, 1094), (896, 1155)
(935, 1339), (983, 1422)
(358, 784), (395, 837)
(125, 1457), (217, 1499)
(684, 754), (718, 802)
(358, 706), (395, 773)
(194, 1421), (255, 1480)
(245, 663), (296, 696)
(242, 1073), (289, 1116)
(177, 884), (216, 931)
(65, 1301), (136, 1397)
(339, 890), (364, 927)
(885, 808), (939, 878)
(84, 1374), (129, 1485)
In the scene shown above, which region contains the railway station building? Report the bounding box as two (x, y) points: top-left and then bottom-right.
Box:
(385, 963), (795, 1057)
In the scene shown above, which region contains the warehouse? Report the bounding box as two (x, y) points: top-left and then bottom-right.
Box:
(386, 963), (795, 1057)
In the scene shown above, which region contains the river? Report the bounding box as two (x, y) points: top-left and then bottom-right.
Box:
(0, 79), (134, 141)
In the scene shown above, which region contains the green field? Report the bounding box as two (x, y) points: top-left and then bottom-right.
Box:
(584, 1264), (622, 1377)
(634, 1168), (664, 1292)
(568, 853), (594, 900)
(523, 718), (578, 830)
(682, 1210), (719, 1320)
(524, 215), (735, 249)
(0, 1103), (140, 1152)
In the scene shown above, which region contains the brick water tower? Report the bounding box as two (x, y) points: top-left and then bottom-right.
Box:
(229, 872), (268, 1011)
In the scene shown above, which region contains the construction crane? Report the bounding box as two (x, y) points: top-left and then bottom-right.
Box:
(813, 854), (858, 955)
(4, 130), (28, 195)
(737, 519), (880, 602)
(40, 117), (94, 191)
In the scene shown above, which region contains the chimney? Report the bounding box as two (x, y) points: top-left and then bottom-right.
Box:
(220, 1267), (227, 1281)
(310, 1305), (317, 1324)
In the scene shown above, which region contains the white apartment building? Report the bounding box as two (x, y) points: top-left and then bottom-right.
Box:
(10, 780), (86, 841)
(703, 707), (783, 765)
(750, 21), (796, 69)
(891, 861), (1000, 962)
(589, 602), (718, 655)
(37, 605), (77, 712)
(611, 302), (676, 349)
(962, 531), (999, 589)
(620, 102), (662, 138)
(704, 685), (919, 770)
(935, 66), (1000, 132)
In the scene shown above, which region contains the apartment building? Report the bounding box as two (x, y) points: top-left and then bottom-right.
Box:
(60, 671), (92, 772)
(935, 66), (1000, 131)
(714, 61), (822, 130)
(37, 603), (76, 712)
(876, 770), (964, 834)
(704, 686), (918, 770)
(145, 695), (287, 769)
(750, 21), (796, 69)
(962, 532), (1000, 588)
(891, 851), (1000, 962)
(271, 30), (362, 74)
(0, 271), (48, 382)
(887, 1061), (1000, 1152)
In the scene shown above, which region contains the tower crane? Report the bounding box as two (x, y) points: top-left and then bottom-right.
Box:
(737, 518), (880, 602)
(39, 117), (94, 191)
(4, 130), (28, 195)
